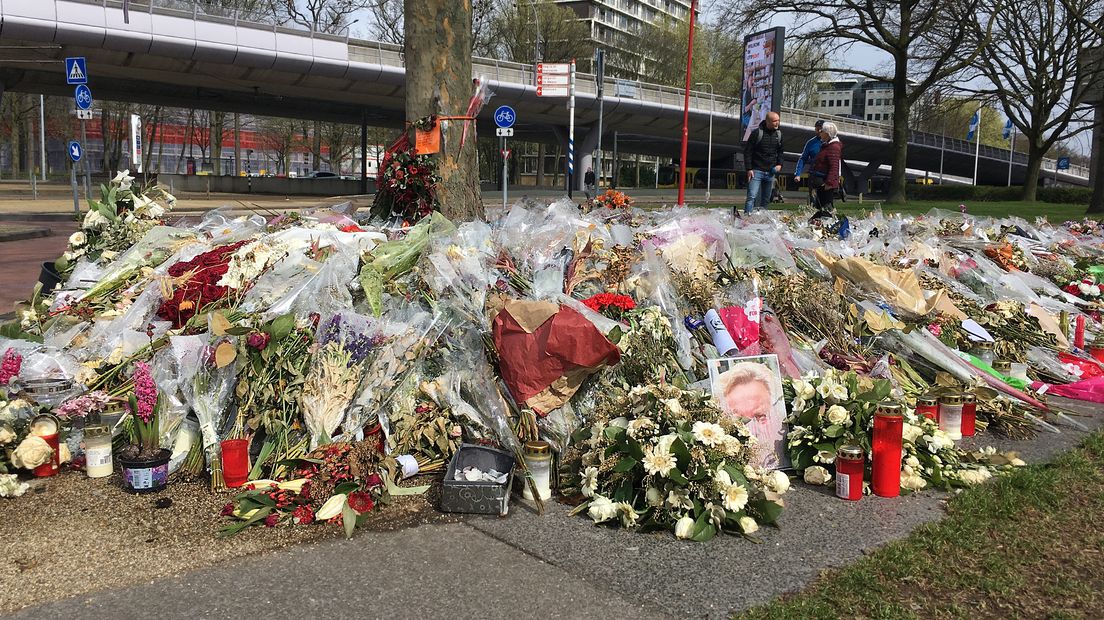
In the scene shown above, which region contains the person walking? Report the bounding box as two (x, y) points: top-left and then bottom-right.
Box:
(794, 119), (825, 205)
(584, 167), (596, 202)
(742, 111), (784, 215)
(809, 121), (842, 218)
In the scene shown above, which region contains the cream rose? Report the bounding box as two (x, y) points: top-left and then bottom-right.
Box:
(0, 425), (15, 444)
(803, 465), (833, 486)
(739, 516), (759, 534)
(11, 435), (53, 469)
(674, 515), (695, 539)
(826, 405), (850, 426)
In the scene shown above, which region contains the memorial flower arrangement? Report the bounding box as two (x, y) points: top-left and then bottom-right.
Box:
(370, 120), (441, 223)
(572, 383), (787, 541)
(593, 189), (634, 210)
(581, 292), (636, 321)
(156, 240), (251, 328)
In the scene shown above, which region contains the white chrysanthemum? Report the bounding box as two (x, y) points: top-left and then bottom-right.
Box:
(587, 494), (619, 523)
(581, 466), (599, 497)
(68, 231), (87, 247)
(641, 447), (677, 477)
(692, 421), (727, 447)
(826, 405), (850, 426)
(616, 502), (639, 527)
(721, 483), (749, 512)
(627, 417), (656, 438)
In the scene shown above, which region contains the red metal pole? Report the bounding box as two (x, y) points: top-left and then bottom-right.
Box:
(677, 0), (697, 206)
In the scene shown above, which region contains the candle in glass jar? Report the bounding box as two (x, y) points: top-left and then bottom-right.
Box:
(972, 340), (995, 365)
(915, 395), (939, 422)
(961, 391), (977, 437)
(939, 393), (964, 441)
(872, 401), (904, 498)
(992, 360), (1012, 377)
(521, 441), (552, 501)
(835, 445), (864, 501)
(84, 424), (113, 478)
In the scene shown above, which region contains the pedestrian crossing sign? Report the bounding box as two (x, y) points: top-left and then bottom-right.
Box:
(65, 57), (87, 85)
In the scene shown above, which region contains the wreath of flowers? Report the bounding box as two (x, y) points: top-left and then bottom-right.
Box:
(370, 118), (441, 223)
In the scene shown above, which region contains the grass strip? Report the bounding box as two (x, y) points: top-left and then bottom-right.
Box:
(739, 430), (1104, 619)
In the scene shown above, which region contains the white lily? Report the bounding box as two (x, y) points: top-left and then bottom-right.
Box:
(316, 493), (348, 520)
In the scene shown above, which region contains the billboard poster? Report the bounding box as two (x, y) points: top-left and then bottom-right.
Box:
(741, 27), (785, 142)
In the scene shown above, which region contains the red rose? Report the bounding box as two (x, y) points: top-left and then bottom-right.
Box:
(201, 285), (225, 302)
(247, 331), (270, 350)
(347, 491), (374, 514)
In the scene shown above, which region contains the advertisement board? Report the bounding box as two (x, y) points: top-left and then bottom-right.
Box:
(741, 27), (785, 142)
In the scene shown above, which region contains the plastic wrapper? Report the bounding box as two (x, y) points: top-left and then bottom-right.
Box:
(192, 207), (267, 244)
(168, 417), (200, 474)
(726, 229), (796, 272)
(424, 220), (496, 326)
(0, 339), (81, 383)
(431, 328), (520, 454)
(359, 213), (456, 316)
(177, 335), (238, 468)
(628, 249), (694, 371)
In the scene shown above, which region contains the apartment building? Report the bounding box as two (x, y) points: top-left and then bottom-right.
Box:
(555, 0), (692, 74)
(813, 79), (901, 122)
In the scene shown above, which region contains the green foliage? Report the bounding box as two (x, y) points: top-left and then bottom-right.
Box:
(903, 184), (1092, 205)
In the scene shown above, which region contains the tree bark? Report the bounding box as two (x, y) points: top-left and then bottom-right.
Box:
(886, 60), (911, 204)
(1090, 103), (1104, 214)
(404, 0), (483, 221)
(1022, 144), (1045, 202)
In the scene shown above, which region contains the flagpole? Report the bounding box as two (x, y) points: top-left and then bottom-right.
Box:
(1007, 126), (1015, 187)
(972, 111), (981, 186)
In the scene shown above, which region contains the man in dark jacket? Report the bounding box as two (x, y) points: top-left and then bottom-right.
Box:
(743, 111), (784, 215)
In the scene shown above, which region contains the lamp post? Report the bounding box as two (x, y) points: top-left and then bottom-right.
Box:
(695, 82), (713, 203)
(676, 0), (697, 206)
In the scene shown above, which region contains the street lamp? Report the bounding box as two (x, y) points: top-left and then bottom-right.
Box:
(695, 82), (714, 203)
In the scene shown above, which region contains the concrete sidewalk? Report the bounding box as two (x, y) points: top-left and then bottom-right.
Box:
(9, 398), (1101, 620)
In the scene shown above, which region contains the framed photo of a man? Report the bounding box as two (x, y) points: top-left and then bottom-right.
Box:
(708, 355), (790, 469)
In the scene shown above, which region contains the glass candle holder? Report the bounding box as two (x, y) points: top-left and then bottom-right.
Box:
(992, 360), (1012, 376)
(84, 424), (113, 478)
(915, 395), (939, 422)
(835, 445), (864, 501)
(220, 439), (251, 488)
(872, 401), (903, 498)
(961, 391), (977, 437)
(972, 341), (995, 366)
(939, 393), (964, 441)
(521, 440), (552, 501)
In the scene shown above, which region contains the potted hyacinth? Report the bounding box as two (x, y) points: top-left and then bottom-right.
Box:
(117, 361), (171, 492)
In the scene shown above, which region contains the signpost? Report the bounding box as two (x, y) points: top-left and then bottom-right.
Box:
(72, 81), (93, 200)
(535, 62), (576, 196)
(65, 57), (87, 84)
(494, 106), (516, 209)
(595, 48), (605, 193)
(68, 141), (82, 213)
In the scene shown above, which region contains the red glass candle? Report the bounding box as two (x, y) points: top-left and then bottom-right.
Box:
(961, 391), (977, 437)
(1074, 315), (1086, 349)
(220, 439), (250, 488)
(32, 433), (61, 477)
(916, 395), (939, 422)
(872, 401), (904, 498)
(835, 445), (864, 501)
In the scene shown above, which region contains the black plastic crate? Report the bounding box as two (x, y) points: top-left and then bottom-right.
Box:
(440, 444), (515, 516)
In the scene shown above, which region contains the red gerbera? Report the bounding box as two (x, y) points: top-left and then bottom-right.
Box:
(347, 491), (375, 514)
(292, 505), (315, 525)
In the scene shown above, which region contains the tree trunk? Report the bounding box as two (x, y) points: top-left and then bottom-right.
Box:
(1022, 144), (1045, 202)
(536, 142), (545, 187)
(886, 62), (911, 205)
(1089, 104), (1104, 214)
(211, 111), (225, 175)
(404, 0), (482, 221)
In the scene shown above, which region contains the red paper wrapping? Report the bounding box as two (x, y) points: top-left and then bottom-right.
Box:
(719, 305), (761, 354)
(493, 302), (620, 413)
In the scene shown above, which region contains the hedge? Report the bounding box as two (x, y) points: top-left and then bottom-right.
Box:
(904, 184), (1092, 204)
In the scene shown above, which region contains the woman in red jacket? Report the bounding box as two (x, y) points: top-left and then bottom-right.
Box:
(809, 121), (842, 215)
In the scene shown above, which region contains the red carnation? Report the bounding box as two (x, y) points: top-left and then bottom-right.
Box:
(347, 491), (375, 514)
(292, 505), (314, 525)
(364, 473), (383, 489)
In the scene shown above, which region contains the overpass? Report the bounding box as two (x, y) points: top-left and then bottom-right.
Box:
(0, 0), (1091, 192)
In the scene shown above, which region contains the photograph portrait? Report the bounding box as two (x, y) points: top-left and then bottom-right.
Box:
(708, 355), (789, 469)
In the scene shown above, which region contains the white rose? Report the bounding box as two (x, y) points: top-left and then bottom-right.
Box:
(11, 435), (53, 469)
(766, 470), (791, 494)
(906, 455), (920, 468)
(587, 494), (619, 523)
(674, 515), (695, 539)
(902, 423), (924, 444)
(826, 405), (850, 426)
(739, 516), (759, 534)
(1010, 457), (1026, 467)
(68, 231), (87, 246)
(901, 475), (927, 491)
(0, 425), (15, 444)
(803, 465), (832, 485)
(646, 485), (664, 507)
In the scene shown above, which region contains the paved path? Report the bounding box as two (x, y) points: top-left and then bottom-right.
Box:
(9, 399), (1100, 620)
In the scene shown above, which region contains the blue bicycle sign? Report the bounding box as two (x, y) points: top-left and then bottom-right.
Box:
(494, 105), (516, 129)
(74, 84), (93, 110)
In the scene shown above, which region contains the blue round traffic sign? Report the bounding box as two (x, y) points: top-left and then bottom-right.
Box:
(68, 141), (82, 162)
(74, 84), (93, 110)
(494, 105), (516, 129)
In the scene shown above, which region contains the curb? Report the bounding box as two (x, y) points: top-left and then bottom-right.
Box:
(0, 226), (51, 242)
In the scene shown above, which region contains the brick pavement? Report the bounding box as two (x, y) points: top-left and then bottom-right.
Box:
(0, 221), (74, 318)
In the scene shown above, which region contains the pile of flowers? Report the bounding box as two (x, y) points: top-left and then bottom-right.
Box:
(581, 293), (636, 321)
(573, 383), (788, 541)
(370, 122), (441, 223)
(593, 189), (634, 210)
(1064, 277), (1103, 302)
(156, 240), (251, 327)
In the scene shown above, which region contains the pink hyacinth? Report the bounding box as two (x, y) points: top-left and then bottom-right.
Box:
(0, 348), (22, 385)
(927, 323), (943, 338)
(128, 361), (158, 423)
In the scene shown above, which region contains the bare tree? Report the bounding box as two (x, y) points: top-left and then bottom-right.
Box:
(321, 122), (357, 173)
(725, 0), (996, 204)
(780, 41), (830, 110)
(272, 0), (369, 34)
(484, 0), (591, 64)
(366, 0), (404, 44)
(963, 0), (1102, 200)
(257, 116), (298, 175)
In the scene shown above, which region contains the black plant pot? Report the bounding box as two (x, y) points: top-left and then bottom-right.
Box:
(38, 261), (63, 293)
(119, 448), (172, 493)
